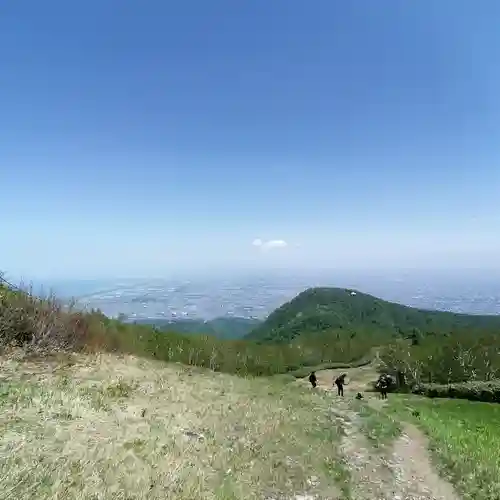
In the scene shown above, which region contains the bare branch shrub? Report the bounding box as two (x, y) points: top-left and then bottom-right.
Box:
(0, 276), (105, 355)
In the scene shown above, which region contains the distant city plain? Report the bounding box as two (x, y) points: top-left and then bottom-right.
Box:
(35, 269), (500, 321)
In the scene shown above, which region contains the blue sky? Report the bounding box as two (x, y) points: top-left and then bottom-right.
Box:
(1, 1), (499, 280)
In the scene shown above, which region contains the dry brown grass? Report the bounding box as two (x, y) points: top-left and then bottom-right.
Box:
(0, 353), (348, 500)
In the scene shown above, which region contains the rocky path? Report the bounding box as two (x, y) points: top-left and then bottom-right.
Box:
(388, 422), (460, 500)
(331, 403), (395, 499)
(299, 366), (461, 500)
(331, 397), (460, 500)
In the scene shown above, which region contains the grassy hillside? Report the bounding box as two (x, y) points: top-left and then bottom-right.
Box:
(0, 353), (347, 500)
(246, 286), (500, 344)
(132, 316), (261, 340)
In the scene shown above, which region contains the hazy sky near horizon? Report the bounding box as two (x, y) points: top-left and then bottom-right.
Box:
(1, 1), (500, 280)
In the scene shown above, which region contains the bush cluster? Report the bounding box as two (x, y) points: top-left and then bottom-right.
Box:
(378, 330), (500, 387)
(412, 380), (500, 403)
(0, 285), (103, 354)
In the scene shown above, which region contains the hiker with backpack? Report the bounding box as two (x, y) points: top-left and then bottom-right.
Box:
(376, 373), (392, 399)
(334, 373), (347, 396)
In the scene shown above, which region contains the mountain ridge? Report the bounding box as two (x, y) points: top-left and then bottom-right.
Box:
(245, 286), (500, 344)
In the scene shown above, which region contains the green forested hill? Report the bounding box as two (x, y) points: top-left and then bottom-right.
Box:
(245, 287), (500, 344)
(132, 316), (261, 340)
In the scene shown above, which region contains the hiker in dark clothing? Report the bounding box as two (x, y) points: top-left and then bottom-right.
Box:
(376, 374), (391, 400)
(334, 373), (347, 396)
(309, 371), (317, 388)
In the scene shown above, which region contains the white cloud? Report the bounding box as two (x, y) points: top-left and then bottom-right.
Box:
(252, 238), (288, 251)
(264, 239), (288, 249)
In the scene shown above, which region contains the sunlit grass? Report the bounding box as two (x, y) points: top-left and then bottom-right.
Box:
(388, 395), (500, 500)
(0, 353), (347, 500)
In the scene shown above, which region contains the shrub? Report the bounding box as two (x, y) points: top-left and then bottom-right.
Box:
(0, 284), (98, 353)
(412, 380), (500, 403)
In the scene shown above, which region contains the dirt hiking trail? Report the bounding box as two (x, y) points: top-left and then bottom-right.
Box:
(298, 365), (461, 500)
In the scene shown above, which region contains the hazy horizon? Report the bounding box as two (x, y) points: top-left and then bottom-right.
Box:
(5, 266), (500, 289)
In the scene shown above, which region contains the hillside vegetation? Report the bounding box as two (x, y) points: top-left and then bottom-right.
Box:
(0, 282), (365, 376)
(132, 316), (261, 340)
(3, 281), (500, 395)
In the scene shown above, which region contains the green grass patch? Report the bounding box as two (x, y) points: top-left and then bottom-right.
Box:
(353, 400), (401, 448)
(387, 395), (500, 500)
